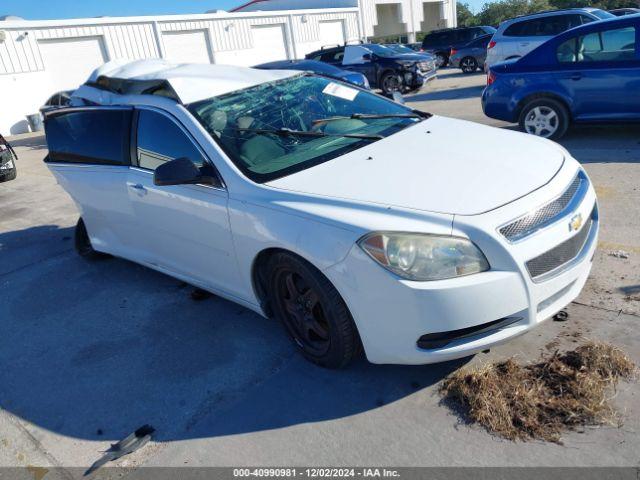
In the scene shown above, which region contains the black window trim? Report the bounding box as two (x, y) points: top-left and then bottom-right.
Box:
(44, 106), (134, 167)
(131, 105), (226, 191)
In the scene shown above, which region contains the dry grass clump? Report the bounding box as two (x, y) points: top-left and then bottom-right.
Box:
(440, 342), (636, 443)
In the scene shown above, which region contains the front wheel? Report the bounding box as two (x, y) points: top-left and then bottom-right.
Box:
(266, 253), (360, 369)
(460, 56), (478, 73)
(380, 71), (402, 96)
(518, 98), (570, 140)
(435, 53), (448, 68)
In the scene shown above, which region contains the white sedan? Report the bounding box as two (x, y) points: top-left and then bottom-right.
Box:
(44, 59), (598, 368)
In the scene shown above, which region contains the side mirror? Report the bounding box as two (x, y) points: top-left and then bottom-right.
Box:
(362, 53), (372, 62)
(154, 157), (214, 187)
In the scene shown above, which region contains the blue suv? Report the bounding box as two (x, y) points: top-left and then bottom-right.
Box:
(482, 15), (639, 139)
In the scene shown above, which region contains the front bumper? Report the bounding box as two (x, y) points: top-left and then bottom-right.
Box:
(0, 158), (17, 183)
(324, 163), (598, 365)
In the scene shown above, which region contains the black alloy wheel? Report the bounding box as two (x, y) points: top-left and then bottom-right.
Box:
(460, 56), (478, 73)
(267, 253), (360, 368)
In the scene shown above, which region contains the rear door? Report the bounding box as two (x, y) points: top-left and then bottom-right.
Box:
(44, 107), (137, 255)
(127, 107), (243, 296)
(554, 24), (639, 120)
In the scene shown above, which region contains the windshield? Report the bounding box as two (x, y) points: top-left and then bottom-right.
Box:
(387, 44), (416, 54)
(188, 74), (425, 182)
(591, 9), (616, 19)
(364, 44), (399, 58)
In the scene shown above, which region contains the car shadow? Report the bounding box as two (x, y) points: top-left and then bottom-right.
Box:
(407, 84), (485, 102)
(0, 224), (469, 443)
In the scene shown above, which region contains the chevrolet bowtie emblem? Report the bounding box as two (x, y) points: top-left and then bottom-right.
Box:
(569, 213), (583, 232)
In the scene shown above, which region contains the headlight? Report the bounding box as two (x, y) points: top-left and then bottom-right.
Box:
(358, 232), (490, 281)
(0, 159), (14, 170)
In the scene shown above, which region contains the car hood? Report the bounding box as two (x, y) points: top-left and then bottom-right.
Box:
(266, 116), (564, 216)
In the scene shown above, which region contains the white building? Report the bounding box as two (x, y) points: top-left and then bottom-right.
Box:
(232, 0), (457, 42)
(0, 1), (455, 135)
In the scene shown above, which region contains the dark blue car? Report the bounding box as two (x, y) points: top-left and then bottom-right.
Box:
(254, 59), (370, 89)
(482, 15), (639, 139)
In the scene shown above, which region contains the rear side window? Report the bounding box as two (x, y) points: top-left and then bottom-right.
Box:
(423, 32), (449, 46)
(557, 26), (636, 63)
(136, 109), (206, 171)
(504, 15), (574, 37)
(45, 109), (132, 165)
(469, 35), (491, 48)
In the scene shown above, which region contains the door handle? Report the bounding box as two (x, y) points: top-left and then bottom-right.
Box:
(128, 183), (147, 194)
(569, 73), (582, 81)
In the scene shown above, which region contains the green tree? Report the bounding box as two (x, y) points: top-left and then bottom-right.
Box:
(457, 2), (479, 26)
(476, 0), (551, 26)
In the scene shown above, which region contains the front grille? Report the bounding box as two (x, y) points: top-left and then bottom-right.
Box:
(526, 206), (596, 281)
(499, 171), (588, 242)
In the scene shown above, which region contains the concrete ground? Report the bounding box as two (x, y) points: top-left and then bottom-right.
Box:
(1, 69), (639, 473)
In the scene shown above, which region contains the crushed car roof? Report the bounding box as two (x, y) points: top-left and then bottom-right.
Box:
(81, 59), (299, 104)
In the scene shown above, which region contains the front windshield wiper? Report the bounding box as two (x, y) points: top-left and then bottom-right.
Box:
(312, 112), (425, 126)
(235, 127), (384, 141)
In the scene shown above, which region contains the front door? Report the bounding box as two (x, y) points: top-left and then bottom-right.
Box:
(555, 25), (640, 121)
(127, 107), (244, 297)
(342, 46), (377, 86)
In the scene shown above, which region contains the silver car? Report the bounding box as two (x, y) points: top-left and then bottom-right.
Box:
(485, 7), (614, 69)
(449, 34), (492, 73)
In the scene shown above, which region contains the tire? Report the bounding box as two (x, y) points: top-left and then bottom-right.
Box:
(74, 218), (110, 260)
(518, 97), (570, 140)
(380, 71), (402, 96)
(460, 56), (478, 74)
(435, 53), (448, 68)
(266, 252), (360, 369)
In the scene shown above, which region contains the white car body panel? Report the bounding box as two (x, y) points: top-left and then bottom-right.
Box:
(45, 61), (599, 365)
(268, 116), (564, 215)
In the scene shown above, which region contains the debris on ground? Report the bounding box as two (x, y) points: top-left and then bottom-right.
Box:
(608, 250), (630, 259)
(85, 424), (155, 475)
(553, 310), (569, 322)
(440, 342), (636, 443)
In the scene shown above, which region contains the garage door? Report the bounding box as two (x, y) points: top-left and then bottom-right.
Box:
(251, 25), (289, 63)
(38, 37), (108, 93)
(319, 20), (345, 47)
(163, 30), (213, 64)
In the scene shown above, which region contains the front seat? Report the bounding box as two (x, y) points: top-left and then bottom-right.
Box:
(240, 135), (285, 167)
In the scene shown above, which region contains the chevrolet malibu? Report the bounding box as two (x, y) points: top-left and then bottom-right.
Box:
(44, 59), (599, 368)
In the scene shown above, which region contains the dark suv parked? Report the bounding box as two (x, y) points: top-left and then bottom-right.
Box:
(0, 133), (17, 183)
(306, 43), (436, 95)
(421, 26), (496, 67)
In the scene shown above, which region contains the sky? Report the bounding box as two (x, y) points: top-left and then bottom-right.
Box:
(1, 0), (489, 20)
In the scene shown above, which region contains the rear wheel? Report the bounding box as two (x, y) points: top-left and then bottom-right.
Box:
(518, 97), (570, 140)
(75, 218), (110, 260)
(460, 56), (478, 73)
(266, 252), (360, 369)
